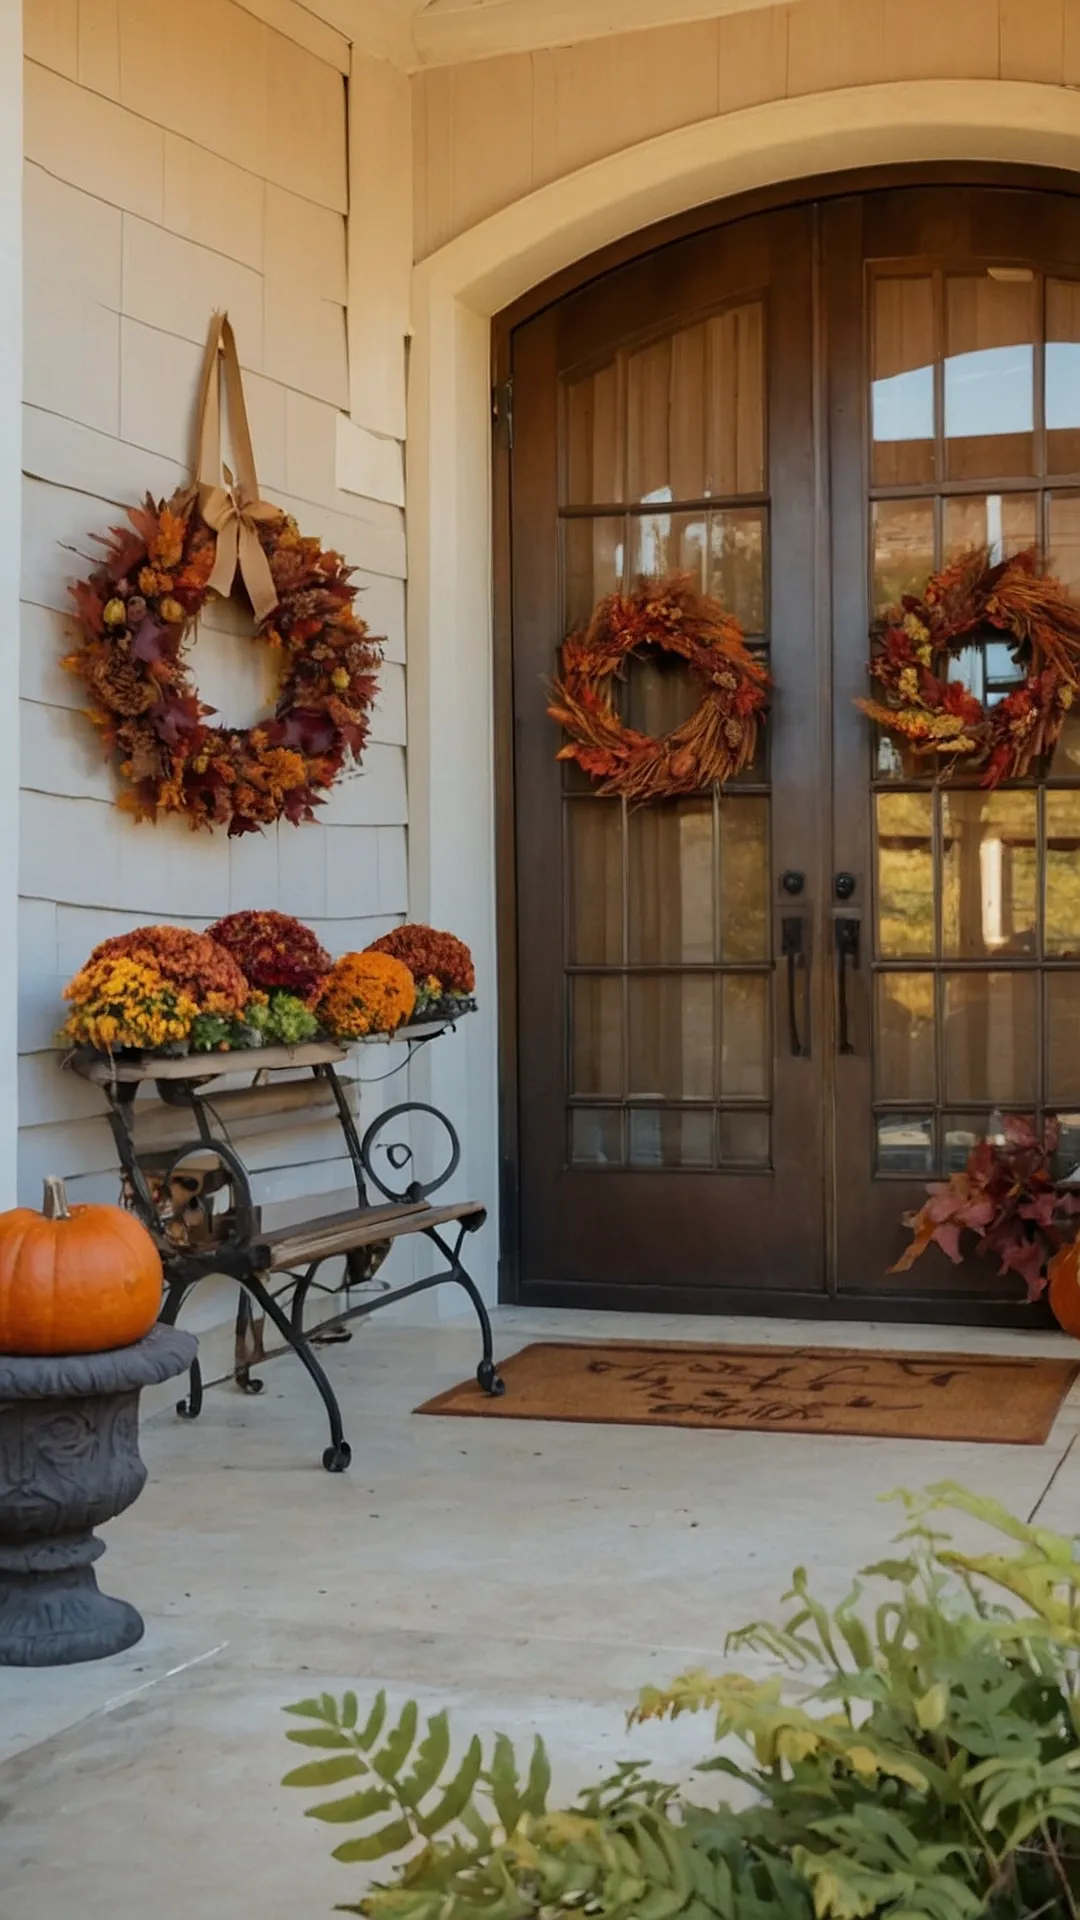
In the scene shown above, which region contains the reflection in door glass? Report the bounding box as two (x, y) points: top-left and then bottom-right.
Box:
(1047, 280), (1080, 475)
(1046, 792), (1080, 956)
(876, 974), (935, 1102)
(943, 972), (1037, 1105)
(718, 1110), (770, 1166)
(943, 493), (1036, 568)
(945, 274), (1035, 480)
(872, 498), (935, 612)
(570, 1108), (623, 1166)
(628, 1108), (714, 1169)
(871, 277), (935, 486)
(708, 509), (765, 629)
(876, 1114), (934, 1175)
(876, 792), (933, 957)
(628, 800), (714, 965)
(941, 791), (1037, 958)
(1047, 975), (1080, 1102)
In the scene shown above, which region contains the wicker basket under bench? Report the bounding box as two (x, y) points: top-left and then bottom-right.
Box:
(68, 1037), (504, 1470)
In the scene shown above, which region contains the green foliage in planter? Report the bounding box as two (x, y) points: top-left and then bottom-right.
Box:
(283, 1485), (1080, 1919)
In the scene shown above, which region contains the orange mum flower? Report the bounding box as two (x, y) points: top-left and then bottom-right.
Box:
(315, 951), (416, 1039)
(87, 925), (249, 1018)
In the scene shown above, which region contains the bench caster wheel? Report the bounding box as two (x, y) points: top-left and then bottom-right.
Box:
(477, 1360), (505, 1398)
(322, 1441), (352, 1473)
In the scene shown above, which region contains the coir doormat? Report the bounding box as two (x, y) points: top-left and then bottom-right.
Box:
(417, 1341), (1080, 1445)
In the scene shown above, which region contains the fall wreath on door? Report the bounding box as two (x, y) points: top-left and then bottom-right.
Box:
(63, 314), (382, 837)
(548, 573), (769, 800)
(858, 547), (1080, 786)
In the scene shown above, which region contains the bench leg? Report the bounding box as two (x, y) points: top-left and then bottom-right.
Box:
(245, 1274), (352, 1473)
(428, 1226), (505, 1398)
(158, 1283), (203, 1420)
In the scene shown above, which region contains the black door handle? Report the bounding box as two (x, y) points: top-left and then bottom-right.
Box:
(835, 917), (860, 1055)
(781, 915), (809, 1059)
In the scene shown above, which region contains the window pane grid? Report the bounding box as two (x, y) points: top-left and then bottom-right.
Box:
(557, 302), (772, 1172)
(868, 266), (1080, 1176)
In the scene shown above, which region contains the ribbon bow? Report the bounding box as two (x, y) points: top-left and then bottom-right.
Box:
(194, 314), (280, 626)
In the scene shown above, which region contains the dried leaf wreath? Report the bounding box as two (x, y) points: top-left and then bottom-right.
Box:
(857, 547), (1080, 787)
(548, 574), (770, 800)
(63, 315), (382, 837)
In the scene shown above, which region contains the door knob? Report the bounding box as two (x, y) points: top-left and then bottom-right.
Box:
(834, 872), (856, 901)
(781, 870), (805, 896)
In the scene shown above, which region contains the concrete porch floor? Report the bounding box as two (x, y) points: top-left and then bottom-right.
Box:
(3, 1304), (1080, 1919)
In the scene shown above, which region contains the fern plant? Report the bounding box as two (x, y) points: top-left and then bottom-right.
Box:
(284, 1485), (1080, 1919)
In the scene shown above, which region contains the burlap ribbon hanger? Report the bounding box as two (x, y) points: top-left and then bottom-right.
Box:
(195, 312), (280, 624)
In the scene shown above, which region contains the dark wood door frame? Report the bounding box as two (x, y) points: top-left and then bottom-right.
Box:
(492, 161), (1080, 1324)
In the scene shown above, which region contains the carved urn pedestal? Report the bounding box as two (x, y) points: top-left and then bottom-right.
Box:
(0, 1324), (196, 1666)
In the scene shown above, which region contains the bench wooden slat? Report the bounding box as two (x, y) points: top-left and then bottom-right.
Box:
(259, 1198), (485, 1270)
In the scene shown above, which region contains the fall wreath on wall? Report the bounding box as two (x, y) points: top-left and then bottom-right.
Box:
(548, 574), (769, 801)
(63, 315), (382, 837)
(858, 547), (1080, 786)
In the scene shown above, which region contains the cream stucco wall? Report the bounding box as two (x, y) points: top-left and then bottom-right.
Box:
(413, 0), (1080, 257)
(19, 2), (410, 1261)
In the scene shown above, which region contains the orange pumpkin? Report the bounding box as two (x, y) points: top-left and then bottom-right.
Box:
(1048, 1236), (1080, 1339)
(0, 1176), (162, 1356)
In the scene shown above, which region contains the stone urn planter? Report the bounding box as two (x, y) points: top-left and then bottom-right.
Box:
(0, 1323), (196, 1666)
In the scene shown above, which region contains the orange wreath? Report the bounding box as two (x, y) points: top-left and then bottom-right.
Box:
(63, 315), (382, 837)
(858, 547), (1080, 787)
(549, 574), (769, 800)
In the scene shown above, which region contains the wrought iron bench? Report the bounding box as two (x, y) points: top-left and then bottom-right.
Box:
(68, 1034), (504, 1471)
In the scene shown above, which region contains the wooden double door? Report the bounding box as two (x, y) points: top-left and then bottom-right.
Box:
(504, 180), (1080, 1322)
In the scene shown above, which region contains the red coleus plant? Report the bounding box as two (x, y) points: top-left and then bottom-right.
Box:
(892, 1113), (1080, 1301)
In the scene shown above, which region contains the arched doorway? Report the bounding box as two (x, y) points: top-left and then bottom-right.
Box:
(500, 177), (1080, 1323)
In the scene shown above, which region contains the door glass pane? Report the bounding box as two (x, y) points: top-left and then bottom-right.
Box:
(720, 973), (768, 1097)
(877, 1113), (934, 1175)
(719, 798), (769, 961)
(945, 273), (1035, 480)
(876, 792), (934, 957)
(626, 337), (676, 504)
(623, 650), (697, 734)
(1048, 492), (1080, 596)
(943, 1113), (1002, 1172)
(1047, 974), (1080, 1104)
(1046, 791), (1080, 957)
(871, 276), (936, 486)
(628, 1107), (714, 1169)
(942, 791), (1037, 957)
(943, 493), (1037, 567)
(943, 971), (1037, 1103)
(571, 976), (623, 1096)
(628, 975), (714, 1099)
(1052, 1113), (1080, 1180)
(708, 508), (765, 630)
(876, 973), (936, 1101)
(628, 510), (707, 583)
(567, 802), (623, 964)
(707, 304), (765, 496)
(1047, 279), (1080, 476)
(872, 498), (935, 612)
(563, 516), (623, 629)
(565, 361), (623, 504)
(570, 1108), (623, 1166)
(627, 801), (714, 964)
(669, 324), (709, 501)
(719, 1110), (770, 1166)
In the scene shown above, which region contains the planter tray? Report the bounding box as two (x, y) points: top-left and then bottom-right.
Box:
(67, 1041), (348, 1083)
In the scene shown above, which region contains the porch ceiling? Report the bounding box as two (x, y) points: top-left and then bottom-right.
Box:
(324, 0), (796, 69)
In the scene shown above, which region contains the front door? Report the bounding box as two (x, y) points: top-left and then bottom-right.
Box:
(505, 180), (1080, 1322)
